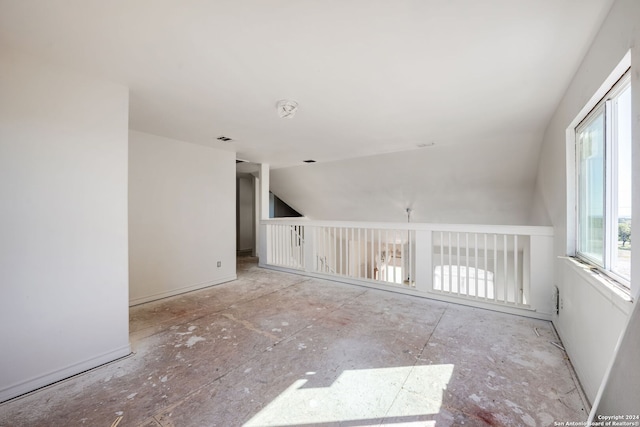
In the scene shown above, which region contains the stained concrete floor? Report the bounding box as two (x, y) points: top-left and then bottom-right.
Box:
(0, 256), (588, 426)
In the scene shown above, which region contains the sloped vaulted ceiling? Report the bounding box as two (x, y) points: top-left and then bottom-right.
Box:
(0, 0), (614, 224)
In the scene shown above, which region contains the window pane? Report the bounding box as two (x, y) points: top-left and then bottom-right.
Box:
(577, 110), (605, 265)
(613, 85), (631, 280)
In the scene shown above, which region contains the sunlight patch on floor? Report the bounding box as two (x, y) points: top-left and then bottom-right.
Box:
(243, 364), (454, 426)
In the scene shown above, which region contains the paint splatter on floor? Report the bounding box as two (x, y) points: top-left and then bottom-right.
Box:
(185, 336), (205, 348)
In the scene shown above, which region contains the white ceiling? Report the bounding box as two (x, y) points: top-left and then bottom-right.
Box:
(0, 0), (614, 169)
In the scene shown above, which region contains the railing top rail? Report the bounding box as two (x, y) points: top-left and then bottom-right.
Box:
(261, 219), (554, 237)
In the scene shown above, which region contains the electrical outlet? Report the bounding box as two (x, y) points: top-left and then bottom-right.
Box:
(217, 261), (221, 268)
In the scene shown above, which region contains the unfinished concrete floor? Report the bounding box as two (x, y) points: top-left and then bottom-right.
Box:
(0, 256), (587, 426)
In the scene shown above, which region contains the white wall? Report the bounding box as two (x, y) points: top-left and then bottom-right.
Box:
(270, 135), (541, 225)
(557, 261), (631, 401)
(532, 0), (639, 405)
(0, 50), (130, 402)
(129, 131), (236, 305)
(590, 296), (640, 420)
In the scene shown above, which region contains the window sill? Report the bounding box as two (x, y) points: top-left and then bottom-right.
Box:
(561, 256), (633, 313)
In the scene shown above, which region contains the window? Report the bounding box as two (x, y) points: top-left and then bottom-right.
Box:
(575, 70), (631, 286)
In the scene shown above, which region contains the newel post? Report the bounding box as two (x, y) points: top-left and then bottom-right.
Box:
(258, 223), (268, 267)
(414, 229), (433, 293)
(304, 226), (315, 273)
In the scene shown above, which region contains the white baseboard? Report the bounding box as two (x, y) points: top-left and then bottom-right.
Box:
(0, 344), (131, 404)
(129, 274), (238, 306)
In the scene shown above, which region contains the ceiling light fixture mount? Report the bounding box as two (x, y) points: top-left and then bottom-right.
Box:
(277, 100), (299, 119)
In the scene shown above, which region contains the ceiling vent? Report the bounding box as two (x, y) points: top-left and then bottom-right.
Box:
(277, 100), (298, 119)
(217, 136), (233, 142)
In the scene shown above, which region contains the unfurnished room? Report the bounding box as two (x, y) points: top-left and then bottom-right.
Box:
(0, 1), (638, 426)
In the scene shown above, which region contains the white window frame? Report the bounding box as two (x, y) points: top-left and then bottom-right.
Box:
(574, 70), (631, 288)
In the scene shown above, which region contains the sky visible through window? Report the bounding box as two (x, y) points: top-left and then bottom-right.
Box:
(615, 84), (631, 280)
(617, 85), (631, 219)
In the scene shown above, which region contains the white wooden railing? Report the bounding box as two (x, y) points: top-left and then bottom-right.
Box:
(260, 220), (555, 319)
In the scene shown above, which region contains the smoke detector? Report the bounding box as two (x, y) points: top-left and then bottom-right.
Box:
(277, 100), (298, 119)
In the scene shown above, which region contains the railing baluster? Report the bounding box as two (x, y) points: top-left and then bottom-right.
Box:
(333, 227), (336, 274)
(266, 225), (270, 264)
(327, 226), (331, 273)
(376, 229), (380, 281)
(354, 228), (358, 278)
(344, 228), (348, 276)
(313, 227), (318, 271)
(439, 231), (444, 291)
(297, 226), (301, 268)
(299, 226), (301, 268)
(484, 234), (488, 300)
(503, 234), (508, 304)
(465, 233), (470, 297)
(272, 224), (276, 265)
(349, 228), (358, 277)
(319, 227), (323, 272)
(358, 228), (362, 279)
(344, 227), (348, 277)
(455, 232), (461, 295)
(364, 228), (368, 279)
(285, 225), (288, 267)
(411, 230), (415, 285)
(408, 230), (413, 285)
(353, 227), (356, 277)
(320, 226), (324, 272)
(493, 234), (498, 302)
(284, 225), (288, 267)
(369, 228), (376, 279)
(325, 226), (330, 273)
(292, 226), (296, 268)
(278, 224), (281, 265)
(301, 226), (305, 268)
(273, 224), (278, 266)
(474, 233), (479, 299)
(384, 229), (388, 283)
(447, 232), (452, 294)
(514, 234), (519, 305)
(276, 225), (281, 266)
(288, 225), (292, 268)
(392, 230), (397, 284)
(338, 227), (342, 276)
(285, 225), (289, 267)
(332, 227), (336, 274)
(350, 227), (354, 277)
(326, 227), (329, 272)
(318, 226), (322, 272)
(401, 230), (405, 284)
